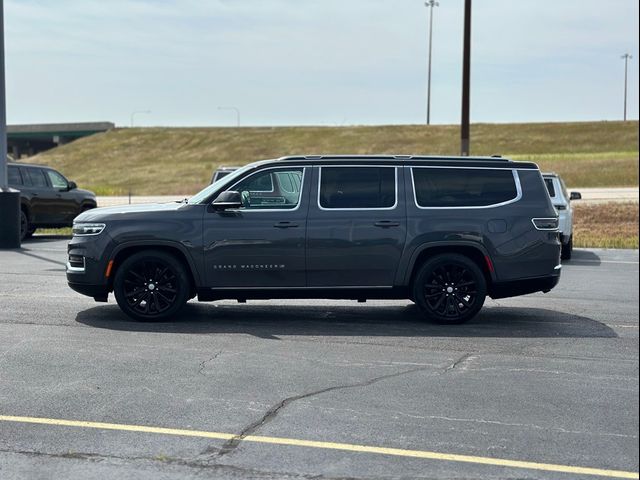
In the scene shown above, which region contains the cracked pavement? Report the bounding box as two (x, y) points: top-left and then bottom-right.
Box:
(0, 238), (638, 479)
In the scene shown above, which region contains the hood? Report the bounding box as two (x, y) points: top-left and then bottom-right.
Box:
(75, 202), (188, 223)
(75, 188), (96, 198)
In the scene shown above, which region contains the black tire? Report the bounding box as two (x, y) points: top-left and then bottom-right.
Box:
(20, 210), (30, 241)
(561, 235), (573, 260)
(413, 254), (487, 325)
(114, 250), (190, 321)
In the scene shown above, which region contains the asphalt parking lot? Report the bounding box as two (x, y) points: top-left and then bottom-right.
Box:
(0, 237), (638, 480)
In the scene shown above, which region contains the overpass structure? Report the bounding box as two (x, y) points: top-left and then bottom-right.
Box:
(7, 121), (114, 158)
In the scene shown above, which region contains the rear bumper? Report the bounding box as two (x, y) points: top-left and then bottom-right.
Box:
(489, 267), (561, 299)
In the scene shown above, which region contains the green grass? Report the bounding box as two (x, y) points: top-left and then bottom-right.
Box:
(27, 121), (638, 195)
(573, 202), (639, 249)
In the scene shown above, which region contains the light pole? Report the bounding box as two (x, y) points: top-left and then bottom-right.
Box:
(621, 53), (632, 121)
(130, 110), (151, 127)
(460, 0), (471, 155)
(218, 106), (241, 127)
(424, 0), (438, 125)
(0, 0), (21, 248)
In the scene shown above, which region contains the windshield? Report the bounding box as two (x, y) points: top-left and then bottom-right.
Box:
(188, 163), (257, 204)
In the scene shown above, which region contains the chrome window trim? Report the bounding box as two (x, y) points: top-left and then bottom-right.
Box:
(317, 165), (398, 211)
(409, 166), (522, 210)
(224, 167), (307, 213)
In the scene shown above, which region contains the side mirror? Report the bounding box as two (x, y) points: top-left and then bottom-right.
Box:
(212, 190), (243, 210)
(570, 191), (581, 201)
(67, 181), (77, 191)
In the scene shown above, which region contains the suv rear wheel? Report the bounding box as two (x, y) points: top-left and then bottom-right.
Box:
(114, 250), (190, 321)
(413, 254), (487, 324)
(561, 235), (573, 260)
(20, 210), (30, 241)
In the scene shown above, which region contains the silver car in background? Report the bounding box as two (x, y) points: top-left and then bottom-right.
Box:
(543, 172), (581, 260)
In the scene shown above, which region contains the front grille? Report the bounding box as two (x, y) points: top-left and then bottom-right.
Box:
(68, 254), (85, 269)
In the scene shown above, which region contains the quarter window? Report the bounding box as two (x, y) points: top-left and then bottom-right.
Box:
(412, 168), (518, 207)
(544, 178), (556, 197)
(319, 167), (396, 209)
(8, 166), (22, 186)
(230, 168), (303, 210)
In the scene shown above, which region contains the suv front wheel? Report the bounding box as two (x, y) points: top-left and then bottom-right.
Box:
(114, 250), (190, 321)
(413, 254), (487, 324)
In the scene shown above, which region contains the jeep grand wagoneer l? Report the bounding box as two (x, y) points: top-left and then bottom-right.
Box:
(67, 155), (561, 324)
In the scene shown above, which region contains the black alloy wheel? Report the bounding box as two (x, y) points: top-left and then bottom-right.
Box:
(413, 254), (487, 324)
(561, 235), (573, 260)
(114, 250), (190, 321)
(19, 210), (29, 241)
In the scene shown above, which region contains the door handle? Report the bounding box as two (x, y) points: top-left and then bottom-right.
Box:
(374, 220), (400, 228)
(274, 221), (299, 229)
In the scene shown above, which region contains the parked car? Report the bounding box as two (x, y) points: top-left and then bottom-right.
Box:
(542, 172), (581, 260)
(7, 162), (97, 240)
(67, 155), (561, 324)
(210, 166), (240, 184)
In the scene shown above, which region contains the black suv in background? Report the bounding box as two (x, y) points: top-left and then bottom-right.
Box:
(67, 155), (561, 324)
(8, 162), (97, 240)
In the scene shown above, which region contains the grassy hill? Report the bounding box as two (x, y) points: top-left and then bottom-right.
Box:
(29, 121), (638, 195)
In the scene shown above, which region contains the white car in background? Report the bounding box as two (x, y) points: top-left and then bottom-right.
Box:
(543, 172), (581, 260)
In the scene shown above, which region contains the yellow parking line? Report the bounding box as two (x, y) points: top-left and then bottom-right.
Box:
(1, 414), (637, 479)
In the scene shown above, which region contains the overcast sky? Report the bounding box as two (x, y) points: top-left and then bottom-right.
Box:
(5, 0), (639, 127)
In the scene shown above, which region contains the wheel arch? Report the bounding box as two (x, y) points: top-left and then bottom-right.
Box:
(108, 241), (201, 294)
(404, 242), (496, 290)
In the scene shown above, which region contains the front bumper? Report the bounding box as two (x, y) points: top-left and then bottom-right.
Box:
(66, 233), (114, 301)
(68, 282), (109, 302)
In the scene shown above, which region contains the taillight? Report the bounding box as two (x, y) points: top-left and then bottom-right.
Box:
(532, 218), (559, 230)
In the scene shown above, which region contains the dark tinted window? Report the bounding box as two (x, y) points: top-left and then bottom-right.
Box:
(320, 167), (396, 209)
(8, 166), (22, 185)
(412, 168), (517, 207)
(231, 168), (303, 210)
(19, 168), (32, 186)
(544, 178), (556, 197)
(26, 168), (48, 187)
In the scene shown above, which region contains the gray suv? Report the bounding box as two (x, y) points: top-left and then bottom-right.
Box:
(66, 155), (561, 324)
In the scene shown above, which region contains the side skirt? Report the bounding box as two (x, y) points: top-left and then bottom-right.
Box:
(197, 286), (409, 302)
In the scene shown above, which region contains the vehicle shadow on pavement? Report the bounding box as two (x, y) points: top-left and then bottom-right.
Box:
(566, 249), (601, 266)
(75, 303), (617, 339)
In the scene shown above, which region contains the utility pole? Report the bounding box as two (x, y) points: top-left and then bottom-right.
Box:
(0, 0), (21, 248)
(425, 0), (439, 125)
(218, 106), (241, 127)
(130, 110), (151, 127)
(621, 53), (632, 121)
(460, 0), (471, 156)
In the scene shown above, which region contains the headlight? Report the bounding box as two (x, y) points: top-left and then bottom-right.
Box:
(72, 223), (106, 236)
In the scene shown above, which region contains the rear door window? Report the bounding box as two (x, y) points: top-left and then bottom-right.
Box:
(412, 168), (518, 208)
(18, 167), (32, 186)
(319, 167), (396, 209)
(26, 168), (48, 188)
